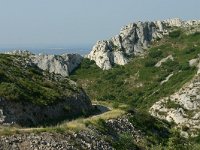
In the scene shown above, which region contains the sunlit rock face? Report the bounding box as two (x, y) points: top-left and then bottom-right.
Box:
(31, 53), (83, 77)
(5, 50), (83, 76)
(88, 18), (200, 70)
(150, 57), (200, 135)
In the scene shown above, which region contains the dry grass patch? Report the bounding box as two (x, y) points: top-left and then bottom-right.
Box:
(0, 102), (126, 135)
(63, 108), (125, 131)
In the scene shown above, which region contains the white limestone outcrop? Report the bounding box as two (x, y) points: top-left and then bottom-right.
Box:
(88, 18), (200, 70)
(155, 55), (174, 67)
(31, 53), (82, 76)
(150, 73), (200, 134)
(5, 50), (83, 76)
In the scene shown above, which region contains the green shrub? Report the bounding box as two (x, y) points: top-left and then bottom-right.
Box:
(113, 133), (139, 150)
(192, 32), (200, 37)
(0, 54), (78, 106)
(179, 62), (190, 70)
(149, 50), (163, 58)
(145, 59), (157, 67)
(184, 48), (196, 54)
(80, 58), (96, 69)
(166, 130), (189, 150)
(112, 102), (119, 109)
(165, 99), (181, 109)
(169, 30), (182, 38)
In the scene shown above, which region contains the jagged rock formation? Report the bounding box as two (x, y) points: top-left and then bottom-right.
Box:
(31, 53), (82, 76)
(150, 56), (200, 135)
(88, 18), (200, 70)
(5, 50), (83, 76)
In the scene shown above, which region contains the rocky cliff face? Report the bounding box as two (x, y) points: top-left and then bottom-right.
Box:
(31, 53), (82, 77)
(5, 50), (83, 76)
(88, 18), (200, 70)
(0, 90), (92, 126)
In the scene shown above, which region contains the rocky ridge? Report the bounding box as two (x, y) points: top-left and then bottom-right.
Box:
(88, 18), (200, 70)
(5, 50), (83, 76)
(150, 56), (200, 136)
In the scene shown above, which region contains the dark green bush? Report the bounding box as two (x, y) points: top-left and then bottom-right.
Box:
(80, 58), (96, 69)
(192, 32), (200, 37)
(113, 133), (139, 150)
(149, 50), (163, 58)
(169, 30), (182, 38)
(145, 59), (157, 67)
(179, 62), (190, 70)
(184, 48), (196, 54)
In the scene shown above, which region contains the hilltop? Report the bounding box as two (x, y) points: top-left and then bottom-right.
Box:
(87, 18), (200, 70)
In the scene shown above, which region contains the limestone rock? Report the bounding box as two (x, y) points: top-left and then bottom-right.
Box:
(160, 73), (174, 85)
(189, 58), (199, 67)
(4, 50), (33, 56)
(0, 90), (92, 126)
(5, 50), (83, 76)
(88, 18), (200, 70)
(155, 55), (174, 67)
(31, 53), (82, 76)
(163, 18), (183, 27)
(150, 72), (200, 134)
(0, 114), (143, 149)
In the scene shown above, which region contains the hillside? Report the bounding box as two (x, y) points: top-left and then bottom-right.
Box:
(87, 18), (200, 70)
(1, 19), (200, 149)
(70, 28), (200, 148)
(0, 54), (92, 126)
(71, 30), (200, 110)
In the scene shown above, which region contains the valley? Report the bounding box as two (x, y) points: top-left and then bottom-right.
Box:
(1, 18), (200, 149)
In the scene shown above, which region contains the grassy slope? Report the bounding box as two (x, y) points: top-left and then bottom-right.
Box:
(71, 31), (200, 110)
(1, 31), (200, 149)
(69, 31), (200, 149)
(0, 54), (79, 105)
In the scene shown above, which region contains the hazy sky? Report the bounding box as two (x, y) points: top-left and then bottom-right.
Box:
(0, 0), (200, 49)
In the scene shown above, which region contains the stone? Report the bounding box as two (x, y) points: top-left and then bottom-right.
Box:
(189, 58), (199, 67)
(0, 90), (92, 126)
(150, 71), (200, 135)
(160, 73), (174, 85)
(4, 50), (83, 77)
(88, 18), (200, 70)
(0, 114), (143, 149)
(155, 55), (174, 67)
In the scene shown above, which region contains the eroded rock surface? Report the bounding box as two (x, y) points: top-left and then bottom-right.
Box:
(5, 50), (83, 76)
(88, 18), (200, 70)
(0, 115), (142, 150)
(0, 90), (92, 126)
(150, 72), (200, 135)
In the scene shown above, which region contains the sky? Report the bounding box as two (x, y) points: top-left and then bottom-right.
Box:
(0, 0), (200, 50)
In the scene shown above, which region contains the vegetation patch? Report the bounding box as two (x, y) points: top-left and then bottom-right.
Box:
(0, 54), (79, 105)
